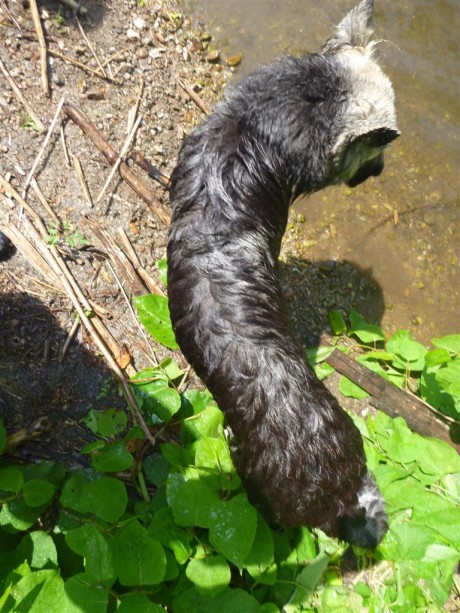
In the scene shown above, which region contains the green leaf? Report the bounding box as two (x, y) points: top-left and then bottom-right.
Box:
(292, 553), (330, 599)
(244, 513), (275, 583)
(0, 466), (24, 493)
(144, 452), (171, 487)
(209, 494), (257, 568)
(118, 592), (165, 612)
(64, 573), (109, 613)
(21, 461), (66, 487)
(148, 507), (192, 564)
(417, 437), (460, 475)
(157, 257), (168, 286)
(10, 569), (65, 612)
(431, 334), (460, 354)
(159, 357), (183, 380)
(379, 522), (436, 561)
(60, 474), (91, 514)
(170, 478), (220, 528)
(194, 436), (241, 491)
(85, 477), (128, 522)
(87, 442), (134, 472)
(208, 587), (260, 612)
(339, 375), (369, 399)
(22, 479), (56, 507)
(114, 519), (166, 586)
(386, 330), (427, 370)
(425, 348), (452, 368)
(348, 309), (385, 343)
(134, 294), (179, 349)
(132, 374), (181, 424)
(83, 408), (128, 437)
(181, 404), (224, 441)
(186, 554), (231, 595)
(435, 359), (460, 396)
(328, 309), (347, 335)
(66, 524), (115, 583)
(0, 498), (46, 531)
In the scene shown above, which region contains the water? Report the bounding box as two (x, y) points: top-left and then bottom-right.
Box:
(185, 0), (460, 343)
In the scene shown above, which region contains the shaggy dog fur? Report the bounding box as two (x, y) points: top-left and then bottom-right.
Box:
(167, 0), (399, 547)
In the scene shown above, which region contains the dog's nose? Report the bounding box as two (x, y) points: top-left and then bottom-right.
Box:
(347, 153), (385, 187)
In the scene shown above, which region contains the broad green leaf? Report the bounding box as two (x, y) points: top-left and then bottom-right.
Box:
(64, 573), (109, 613)
(181, 404), (224, 441)
(66, 524), (115, 583)
(348, 309), (385, 343)
(118, 592), (164, 612)
(134, 294), (178, 349)
(208, 587), (260, 613)
(386, 330), (427, 370)
(379, 522), (436, 561)
(83, 408), (128, 437)
(60, 474), (91, 514)
(209, 494), (257, 567)
(244, 513), (275, 583)
(114, 519), (166, 586)
(435, 359), (460, 396)
(85, 477), (128, 523)
(21, 461), (66, 487)
(170, 479), (220, 528)
(417, 437), (460, 475)
(172, 587), (213, 613)
(161, 442), (193, 469)
(10, 569), (65, 612)
(0, 498), (45, 531)
(194, 436), (240, 491)
(132, 374), (181, 424)
(339, 375), (369, 399)
(0, 466), (24, 493)
(148, 507), (192, 564)
(144, 452), (171, 487)
(431, 334), (460, 354)
(421, 508), (460, 548)
(159, 357), (183, 380)
(425, 348), (451, 368)
(287, 553), (330, 607)
(328, 309), (347, 335)
(22, 479), (56, 507)
(186, 554), (231, 595)
(87, 442), (134, 472)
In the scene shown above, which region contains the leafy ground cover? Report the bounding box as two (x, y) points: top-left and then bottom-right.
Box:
(1, 288), (459, 612)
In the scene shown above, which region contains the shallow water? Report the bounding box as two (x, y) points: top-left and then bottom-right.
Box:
(186, 0), (459, 343)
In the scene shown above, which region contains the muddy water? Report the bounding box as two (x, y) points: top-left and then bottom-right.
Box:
(185, 0), (459, 343)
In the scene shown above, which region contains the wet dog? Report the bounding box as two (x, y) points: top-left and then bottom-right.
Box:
(167, 0), (399, 547)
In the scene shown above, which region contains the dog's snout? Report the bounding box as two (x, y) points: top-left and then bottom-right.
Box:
(347, 153), (385, 188)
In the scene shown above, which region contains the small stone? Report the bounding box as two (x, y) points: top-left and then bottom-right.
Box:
(200, 31), (212, 41)
(226, 53), (243, 67)
(127, 28), (140, 40)
(206, 49), (220, 63)
(134, 17), (146, 30)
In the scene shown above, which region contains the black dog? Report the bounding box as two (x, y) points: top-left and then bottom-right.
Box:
(167, 0), (399, 547)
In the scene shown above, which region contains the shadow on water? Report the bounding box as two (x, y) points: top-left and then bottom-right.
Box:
(0, 292), (125, 466)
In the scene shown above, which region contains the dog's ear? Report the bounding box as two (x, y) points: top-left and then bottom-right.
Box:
(355, 127), (400, 149)
(322, 0), (375, 54)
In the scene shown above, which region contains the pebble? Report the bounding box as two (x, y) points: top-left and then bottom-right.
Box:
(127, 28), (140, 40)
(134, 17), (146, 30)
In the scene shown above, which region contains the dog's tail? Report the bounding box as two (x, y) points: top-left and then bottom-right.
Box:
(339, 471), (388, 548)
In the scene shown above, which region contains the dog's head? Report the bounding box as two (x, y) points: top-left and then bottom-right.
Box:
(323, 0), (399, 187)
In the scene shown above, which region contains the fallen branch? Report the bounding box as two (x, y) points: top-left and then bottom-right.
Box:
(48, 49), (121, 84)
(59, 0), (87, 15)
(325, 348), (460, 452)
(129, 150), (171, 189)
(63, 104), (170, 225)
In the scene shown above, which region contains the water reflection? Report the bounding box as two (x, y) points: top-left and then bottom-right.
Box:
(186, 0), (459, 341)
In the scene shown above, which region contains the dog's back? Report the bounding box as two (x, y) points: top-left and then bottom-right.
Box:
(167, 0), (398, 547)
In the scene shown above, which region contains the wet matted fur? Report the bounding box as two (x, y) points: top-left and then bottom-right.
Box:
(167, 0), (399, 547)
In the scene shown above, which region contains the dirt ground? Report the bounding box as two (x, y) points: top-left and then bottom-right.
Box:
(0, 0), (381, 464)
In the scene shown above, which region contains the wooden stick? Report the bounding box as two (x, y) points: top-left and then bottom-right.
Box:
(325, 348), (459, 452)
(29, 0), (49, 97)
(63, 104), (170, 225)
(60, 317), (80, 362)
(116, 227), (165, 296)
(0, 59), (45, 131)
(48, 48), (121, 84)
(75, 15), (107, 77)
(96, 114), (142, 203)
(71, 155), (94, 206)
(59, 0), (87, 15)
(178, 78), (211, 115)
(130, 150), (171, 189)
(29, 177), (61, 225)
(23, 94), (66, 195)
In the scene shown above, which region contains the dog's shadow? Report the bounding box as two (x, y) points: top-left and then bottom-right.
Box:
(279, 257), (385, 347)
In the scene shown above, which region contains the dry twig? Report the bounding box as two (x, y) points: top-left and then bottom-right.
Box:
(30, 177), (61, 225)
(75, 15), (107, 77)
(178, 78), (211, 115)
(63, 104), (170, 225)
(72, 155), (94, 206)
(59, 0), (87, 15)
(48, 49), (121, 84)
(29, 0), (49, 97)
